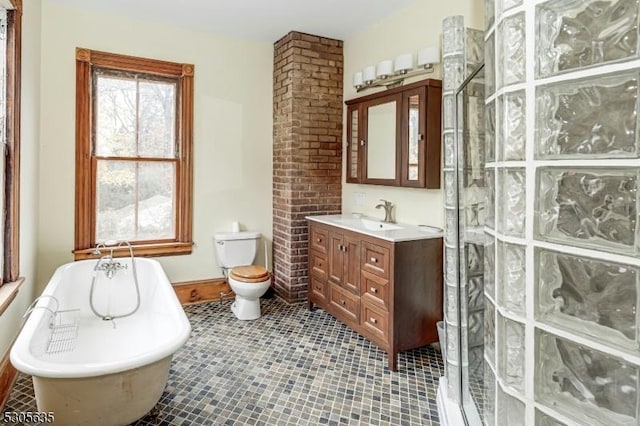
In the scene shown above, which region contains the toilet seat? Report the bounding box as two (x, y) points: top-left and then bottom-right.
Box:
(230, 265), (269, 283)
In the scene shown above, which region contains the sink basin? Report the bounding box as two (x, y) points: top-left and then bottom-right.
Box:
(360, 218), (403, 231)
(307, 214), (443, 242)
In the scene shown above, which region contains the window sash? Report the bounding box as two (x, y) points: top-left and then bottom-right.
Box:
(92, 69), (179, 160)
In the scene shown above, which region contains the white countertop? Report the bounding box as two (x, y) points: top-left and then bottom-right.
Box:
(306, 214), (443, 242)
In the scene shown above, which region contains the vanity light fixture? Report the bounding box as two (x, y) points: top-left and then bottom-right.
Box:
(354, 46), (440, 92)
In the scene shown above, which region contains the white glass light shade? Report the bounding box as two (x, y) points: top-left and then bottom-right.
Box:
(362, 65), (376, 83)
(394, 53), (413, 72)
(418, 47), (440, 66)
(353, 71), (363, 87)
(376, 60), (393, 78)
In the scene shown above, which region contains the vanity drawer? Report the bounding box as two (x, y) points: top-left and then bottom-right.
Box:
(310, 225), (328, 254)
(309, 276), (327, 304)
(309, 249), (328, 281)
(361, 301), (389, 344)
(361, 241), (391, 279)
(361, 270), (389, 309)
(329, 284), (360, 323)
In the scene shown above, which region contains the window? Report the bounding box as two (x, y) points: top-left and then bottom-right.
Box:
(75, 49), (194, 259)
(0, 0), (21, 285)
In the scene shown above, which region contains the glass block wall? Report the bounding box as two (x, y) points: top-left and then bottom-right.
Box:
(442, 15), (485, 409)
(484, 0), (640, 425)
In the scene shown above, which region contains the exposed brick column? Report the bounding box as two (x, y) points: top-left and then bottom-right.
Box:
(272, 31), (343, 303)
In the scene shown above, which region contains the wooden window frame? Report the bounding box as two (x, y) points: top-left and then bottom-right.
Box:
(74, 48), (194, 260)
(1, 0), (22, 284)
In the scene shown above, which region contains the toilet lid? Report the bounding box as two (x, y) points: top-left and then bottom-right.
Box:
(230, 265), (270, 283)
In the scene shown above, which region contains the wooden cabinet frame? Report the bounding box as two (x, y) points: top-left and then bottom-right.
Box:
(345, 79), (442, 189)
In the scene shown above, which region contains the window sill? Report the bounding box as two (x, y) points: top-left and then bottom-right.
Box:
(0, 277), (25, 316)
(73, 241), (193, 260)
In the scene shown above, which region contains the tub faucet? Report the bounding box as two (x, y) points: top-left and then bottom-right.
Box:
(95, 255), (127, 279)
(375, 199), (395, 223)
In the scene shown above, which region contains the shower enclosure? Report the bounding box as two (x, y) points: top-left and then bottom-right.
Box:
(442, 1), (640, 424)
(439, 15), (487, 425)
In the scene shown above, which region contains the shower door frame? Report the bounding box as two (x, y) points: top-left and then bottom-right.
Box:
(453, 62), (485, 426)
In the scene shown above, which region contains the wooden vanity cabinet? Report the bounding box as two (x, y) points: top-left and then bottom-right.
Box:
(307, 220), (443, 371)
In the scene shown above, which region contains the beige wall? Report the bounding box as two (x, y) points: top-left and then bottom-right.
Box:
(37, 1), (273, 288)
(342, 0), (484, 226)
(0, 0), (42, 359)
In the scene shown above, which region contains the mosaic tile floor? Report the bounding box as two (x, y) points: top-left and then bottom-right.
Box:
(4, 298), (445, 425)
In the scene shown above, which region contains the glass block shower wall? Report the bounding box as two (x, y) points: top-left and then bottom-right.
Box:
(485, 0), (640, 425)
(442, 15), (485, 407)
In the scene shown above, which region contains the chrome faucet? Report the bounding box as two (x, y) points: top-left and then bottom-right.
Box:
(93, 241), (130, 279)
(375, 199), (395, 223)
(94, 255), (127, 279)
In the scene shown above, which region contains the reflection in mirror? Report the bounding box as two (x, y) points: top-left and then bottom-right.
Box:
(350, 109), (359, 179)
(408, 95), (420, 181)
(367, 101), (396, 179)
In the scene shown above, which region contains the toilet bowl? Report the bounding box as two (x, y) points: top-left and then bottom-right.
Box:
(228, 265), (271, 320)
(214, 231), (271, 320)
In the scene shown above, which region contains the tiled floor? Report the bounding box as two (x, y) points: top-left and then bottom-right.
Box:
(5, 298), (444, 425)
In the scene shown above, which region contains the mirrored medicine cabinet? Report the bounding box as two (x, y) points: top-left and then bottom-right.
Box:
(345, 79), (442, 188)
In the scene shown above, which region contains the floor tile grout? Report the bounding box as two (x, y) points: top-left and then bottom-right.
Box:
(5, 298), (445, 425)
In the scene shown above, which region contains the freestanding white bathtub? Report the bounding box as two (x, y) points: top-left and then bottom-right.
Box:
(10, 258), (191, 425)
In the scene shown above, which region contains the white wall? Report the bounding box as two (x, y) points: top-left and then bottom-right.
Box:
(37, 1), (273, 288)
(0, 0), (42, 360)
(342, 0), (484, 226)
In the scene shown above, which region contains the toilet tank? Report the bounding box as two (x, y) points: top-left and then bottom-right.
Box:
(214, 231), (261, 268)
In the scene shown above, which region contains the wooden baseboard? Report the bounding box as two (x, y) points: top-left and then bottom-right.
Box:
(173, 278), (234, 306)
(0, 345), (18, 411)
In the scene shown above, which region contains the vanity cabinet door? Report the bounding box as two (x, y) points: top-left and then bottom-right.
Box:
(342, 234), (361, 295)
(328, 232), (345, 286)
(328, 230), (360, 295)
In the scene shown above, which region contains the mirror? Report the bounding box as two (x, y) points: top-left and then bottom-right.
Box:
(366, 101), (396, 180)
(407, 94), (420, 181)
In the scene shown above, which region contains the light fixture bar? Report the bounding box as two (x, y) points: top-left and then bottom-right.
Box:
(354, 46), (440, 93)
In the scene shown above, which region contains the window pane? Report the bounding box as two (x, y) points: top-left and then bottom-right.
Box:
(95, 76), (136, 156)
(139, 80), (176, 157)
(96, 160), (175, 242)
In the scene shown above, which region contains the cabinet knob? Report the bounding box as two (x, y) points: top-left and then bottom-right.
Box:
(316, 238), (321, 243)
(360, 140), (365, 146)
(370, 287), (377, 293)
(370, 317), (377, 324)
(370, 257), (378, 263)
(341, 300), (346, 305)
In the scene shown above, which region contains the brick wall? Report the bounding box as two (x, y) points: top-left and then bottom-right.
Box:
(273, 31), (343, 303)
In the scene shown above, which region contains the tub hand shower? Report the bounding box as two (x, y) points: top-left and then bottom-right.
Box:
(89, 240), (141, 321)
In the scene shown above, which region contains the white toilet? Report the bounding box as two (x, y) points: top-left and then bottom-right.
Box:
(214, 231), (271, 320)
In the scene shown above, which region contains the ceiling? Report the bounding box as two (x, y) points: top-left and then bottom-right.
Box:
(47, 0), (418, 42)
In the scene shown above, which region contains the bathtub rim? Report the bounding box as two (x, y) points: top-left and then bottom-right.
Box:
(9, 258), (191, 379)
